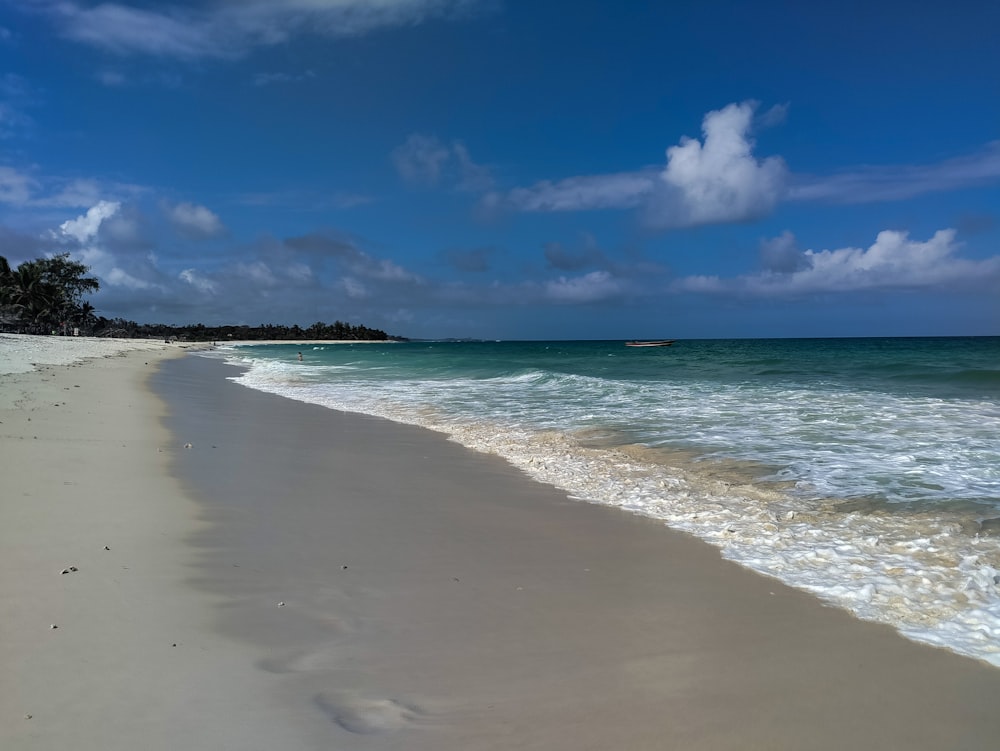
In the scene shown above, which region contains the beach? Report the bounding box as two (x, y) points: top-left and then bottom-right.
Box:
(4, 336), (1000, 750)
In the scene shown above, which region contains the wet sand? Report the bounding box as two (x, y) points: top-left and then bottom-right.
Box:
(4, 340), (1000, 750)
(155, 354), (1000, 750)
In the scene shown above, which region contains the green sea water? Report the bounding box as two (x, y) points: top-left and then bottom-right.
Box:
(211, 336), (1000, 666)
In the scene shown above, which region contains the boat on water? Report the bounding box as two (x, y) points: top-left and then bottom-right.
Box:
(625, 339), (676, 347)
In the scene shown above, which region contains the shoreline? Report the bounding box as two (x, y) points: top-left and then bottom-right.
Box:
(223, 337), (1000, 667)
(159, 354), (1000, 749)
(5, 338), (1000, 749)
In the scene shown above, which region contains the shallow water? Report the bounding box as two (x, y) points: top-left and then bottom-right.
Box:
(206, 337), (1000, 666)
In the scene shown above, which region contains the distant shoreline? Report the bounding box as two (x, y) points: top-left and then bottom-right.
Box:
(224, 339), (400, 345)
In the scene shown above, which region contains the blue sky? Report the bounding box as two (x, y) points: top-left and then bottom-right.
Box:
(0, 0), (997, 339)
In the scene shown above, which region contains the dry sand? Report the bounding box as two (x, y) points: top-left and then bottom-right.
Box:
(4, 337), (1000, 750)
(0, 338), (306, 749)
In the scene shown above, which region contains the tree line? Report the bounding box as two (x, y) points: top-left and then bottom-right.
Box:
(0, 254), (397, 342)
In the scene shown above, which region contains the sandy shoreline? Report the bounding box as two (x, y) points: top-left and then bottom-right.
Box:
(0, 338), (306, 749)
(5, 336), (1000, 749)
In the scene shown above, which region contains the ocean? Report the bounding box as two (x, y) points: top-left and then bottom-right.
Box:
(208, 337), (1000, 666)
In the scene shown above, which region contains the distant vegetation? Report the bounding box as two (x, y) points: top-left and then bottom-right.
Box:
(0, 254), (398, 342)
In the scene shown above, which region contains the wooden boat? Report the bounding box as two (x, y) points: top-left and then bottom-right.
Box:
(625, 339), (675, 347)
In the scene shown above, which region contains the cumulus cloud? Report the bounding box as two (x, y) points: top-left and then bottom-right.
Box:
(58, 200), (122, 243)
(37, 1), (491, 60)
(73, 243), (165, 292)
(492, 103), (1000, 230)
(105, 265), (157, 290)
(167, 201), (226, 238)
(644, 101), (788, 228)
(675, 229), (1000, 297)
(496, 101), (787, 228)
(759, 230), (809, 273)
(392, 134), (493, 190)
(102, 204), (152, 250)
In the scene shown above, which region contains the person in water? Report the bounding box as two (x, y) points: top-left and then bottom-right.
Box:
(297, 352), (303, 361)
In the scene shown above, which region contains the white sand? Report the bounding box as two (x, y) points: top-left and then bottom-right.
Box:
(0, 334), (174, 376)
(0, 336), (306, 749)
(6, 335), (1000, 751)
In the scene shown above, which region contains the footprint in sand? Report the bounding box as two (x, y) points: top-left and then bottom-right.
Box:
(315, 693), (425, 735)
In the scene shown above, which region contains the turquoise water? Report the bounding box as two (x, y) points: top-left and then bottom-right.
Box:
(211, 337), (1000, 665)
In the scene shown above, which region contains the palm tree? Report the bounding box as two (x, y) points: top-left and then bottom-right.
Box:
(8, 261), (56, 325)
(0, 254), (100, 332)
(73, 301), (98, 333)
(0, 255), (12, 306)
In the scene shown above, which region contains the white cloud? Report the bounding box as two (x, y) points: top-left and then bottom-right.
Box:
(51, 2), (221, 59)
(236, 261), (278, 286)
(504, 172), (656, 212)
(167, 201), (225, 238)
(0, 166), (38, 204)
(645, 101), (788, 228)
(45, 179), (105, 208)
(74, 244), (163, 291)
(544, 271), (624, 303)
(179, 268), (217, 294)
(106, 266), (156, 289)
(0, 172), (144, 210)
(675, 229), (1000, 297)
(780, 229), (978, 292)
(789, 141), (1000, 203)
(496, 101), (787, 228)
(58, 200), (121, 243)
(41, 1), (490, 60)
(759, 230), (808, 273)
